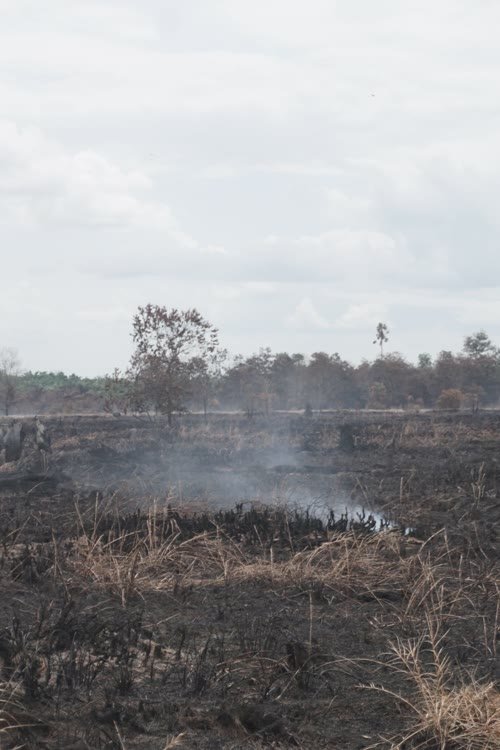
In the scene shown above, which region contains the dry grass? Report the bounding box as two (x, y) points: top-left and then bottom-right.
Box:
(367, 630), (500, 749)
(1, 488), (499, 749)
(0, 680), (48, 748)
(66, 520), (415, 606)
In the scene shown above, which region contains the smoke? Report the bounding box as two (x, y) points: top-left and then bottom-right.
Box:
(33, 415), (380, 524)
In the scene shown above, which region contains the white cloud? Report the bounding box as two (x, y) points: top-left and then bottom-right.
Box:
(211, 285), (243, 301)
(69, 3), (160, 42)
(0, 36), (316, 119)
(76, 306), (130, 322)
(455, 295), (500, 325)
(326, 189), (374, 227)
(200, 243), (228, 255)
(243, 282), (276, 293)
(200, 162), (343, 180)
(287, 298), (330, 330)
(262, 229), (415, 285)
(335, 303), (388, 330)
(0, 120), (191, 239)
(2, 0), (500, 372)
(210, 281), (276, 301)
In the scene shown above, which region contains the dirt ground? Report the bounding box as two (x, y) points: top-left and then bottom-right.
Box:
(0, 411), (499, 749)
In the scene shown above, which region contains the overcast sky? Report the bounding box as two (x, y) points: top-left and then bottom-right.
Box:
(1, 0), (500, 375)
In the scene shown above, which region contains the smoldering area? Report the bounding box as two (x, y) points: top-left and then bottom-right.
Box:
(0, 413), (387, 529)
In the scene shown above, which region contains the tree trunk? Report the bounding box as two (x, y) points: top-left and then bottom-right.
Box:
(338, 424), (355, 453)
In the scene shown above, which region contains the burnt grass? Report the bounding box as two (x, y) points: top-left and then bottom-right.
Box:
(0, 411), (499, 749)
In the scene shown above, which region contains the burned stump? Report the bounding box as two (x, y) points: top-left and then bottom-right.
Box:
(338, 423), (355, 453)
(2, 422), (26, 463)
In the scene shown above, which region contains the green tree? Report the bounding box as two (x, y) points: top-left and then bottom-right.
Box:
(367, 381), (388, 409)
(418, 353), (433, 368)
(373, 322), (389, 358)
(103, 368), (133, 415)
(461, 332), (500, 404)
(129, 306), (219, 425)
(434, 351), (460, 393)
(463, 330), (497, 359)
(269, 353), (299, 410)
(306, 352), (333, 411)
(0, 348), (21, 415)
(370, 353), (413, 408)
(190, 347), (227, 420)
(220, 349), (274, 417)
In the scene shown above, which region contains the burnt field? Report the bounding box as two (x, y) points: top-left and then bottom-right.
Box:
(0, 411), (499, 749)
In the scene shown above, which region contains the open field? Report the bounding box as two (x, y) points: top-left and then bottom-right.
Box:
(0, 412), (499, 749)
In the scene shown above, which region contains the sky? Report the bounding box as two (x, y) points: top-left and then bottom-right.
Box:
(2, 0), (500, 375)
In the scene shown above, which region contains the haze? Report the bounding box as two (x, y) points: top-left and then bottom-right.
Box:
(1, 0), (499, 376)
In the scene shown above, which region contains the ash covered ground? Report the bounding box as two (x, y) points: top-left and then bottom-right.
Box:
(0, 412), (498, 749)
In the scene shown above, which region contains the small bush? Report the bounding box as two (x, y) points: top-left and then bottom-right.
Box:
(436, 388), (463, 410)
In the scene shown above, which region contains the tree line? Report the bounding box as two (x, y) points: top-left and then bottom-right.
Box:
(103, 308), (500, 418)
(2, 307), (500, 416)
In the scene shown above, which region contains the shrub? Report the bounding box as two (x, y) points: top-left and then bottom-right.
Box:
(367, 382), (388, 409)
(437, 388), (463, 410)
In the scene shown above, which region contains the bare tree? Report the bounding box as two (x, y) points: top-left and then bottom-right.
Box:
(0, 348), (21, 415)
(129, 306), (219, 425)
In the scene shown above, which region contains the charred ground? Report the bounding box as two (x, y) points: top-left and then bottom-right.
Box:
(0, 411), (499, 749)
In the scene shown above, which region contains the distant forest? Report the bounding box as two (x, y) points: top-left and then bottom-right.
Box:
(2, 327), (500, 415)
